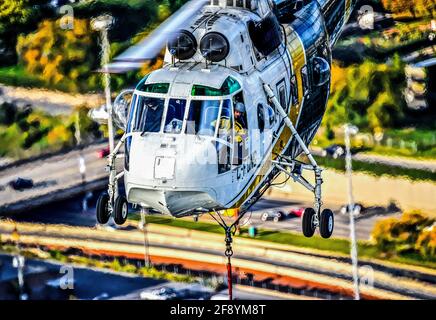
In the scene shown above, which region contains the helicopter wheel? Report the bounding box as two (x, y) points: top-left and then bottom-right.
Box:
(319, 209), (334, 239)
(96, 193), (110, 224)
(114, 195), (128, 225)
(302, 208), (316, 238)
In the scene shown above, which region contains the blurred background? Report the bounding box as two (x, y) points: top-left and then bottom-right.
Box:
(0, 0), (435, 300)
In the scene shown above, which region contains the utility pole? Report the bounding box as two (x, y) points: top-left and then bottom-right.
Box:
(344, 124), (360, 300)
(91, 15), (115, 152)
(11, 227), (27, 300)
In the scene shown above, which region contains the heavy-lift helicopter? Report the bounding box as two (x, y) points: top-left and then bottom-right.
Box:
(92, 0), (357, 298)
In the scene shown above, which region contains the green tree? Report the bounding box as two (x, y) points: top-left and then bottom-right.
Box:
(16, 18), (100, 92)
(0, 0), (48, 65)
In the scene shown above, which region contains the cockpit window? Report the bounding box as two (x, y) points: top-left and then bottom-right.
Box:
(191, 77), (241, 96)
(186, 100), (220, 136)
(137, 82), (170, 94)
(164, 98), (187, 134)
(134, 96), (165, 133)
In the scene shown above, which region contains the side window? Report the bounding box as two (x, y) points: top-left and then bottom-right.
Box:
(233, 91), (248, 129)
(257, 104), (265, 132)
(301, 65), (310, 96)
(232, 91), (248, 166)
(217, 99), (233, 174)
(290, 75), (298, 105)
(276, 79), (287, 112)
(266, 105), (275, 128)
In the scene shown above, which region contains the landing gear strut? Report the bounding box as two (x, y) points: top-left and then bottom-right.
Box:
(96, 134), (128, 226)
(263, 84), (334, 238)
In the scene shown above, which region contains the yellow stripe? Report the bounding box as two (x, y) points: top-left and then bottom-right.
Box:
(287, 30), (305, 123)
(345, 0), (352, 21)
(232, 29), (307, 209)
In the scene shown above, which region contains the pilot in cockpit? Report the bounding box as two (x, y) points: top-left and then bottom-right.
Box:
(234, 102), (247, 142)
(142, 99), (164, 133)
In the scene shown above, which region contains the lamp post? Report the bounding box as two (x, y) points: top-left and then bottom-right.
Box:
(11, 227), (27, 300)
(91, 15), (115, 152)
(344, 124), (360, 300)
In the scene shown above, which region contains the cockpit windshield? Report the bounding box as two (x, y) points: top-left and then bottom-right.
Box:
(128, 76), (242, 137)
(133, 95), (165, 133)
(164, 98), (187, 134)
(186, 100), (220, 136)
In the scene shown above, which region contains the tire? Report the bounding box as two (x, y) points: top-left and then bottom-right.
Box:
(96, 193), (110, 224)
(302, 208), (316, 238)
(114, 196), (128, 225)
(261, 213), (268, 222)
(273, 216), (279, 223)
(320, 209), (334, 239)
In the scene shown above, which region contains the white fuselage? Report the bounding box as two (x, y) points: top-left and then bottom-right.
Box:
(124, 5), (298, 217)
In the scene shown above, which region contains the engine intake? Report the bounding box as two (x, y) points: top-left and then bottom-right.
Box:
(167, 30), (197, 61)
(200, 32), (230, 62)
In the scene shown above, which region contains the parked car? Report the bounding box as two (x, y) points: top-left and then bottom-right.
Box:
(288, 207), (305, 218)
(8, 177), (34, 191)
(97, 147), (110, 158)
(261, 210), (286, 223)
(340, 203), (365, 216)
(140, 286), (178, 300)
(322, 144), (345, 159)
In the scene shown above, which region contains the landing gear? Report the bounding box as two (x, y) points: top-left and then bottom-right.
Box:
(263, 84), (334, 239)
(320, 209), (334, 239)
(96, 193), (110, 224)
(302, 208), (316, 238)
(114, 196), (128, 225)
(96, 134), (128, 226)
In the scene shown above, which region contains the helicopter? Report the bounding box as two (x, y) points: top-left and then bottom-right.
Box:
(92, 0), (358, 243)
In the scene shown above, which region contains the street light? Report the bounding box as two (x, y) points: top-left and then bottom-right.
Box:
(91, 14), (115, 152)
(344, 124), (360, 300)
(11, 226), (27, 300)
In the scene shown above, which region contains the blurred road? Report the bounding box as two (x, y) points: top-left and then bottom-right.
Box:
(9, 194), (400, 241)
(311, 147), (436, 172)
(245, 198), (402, 240)
(0, 142), (111, 212)
(0, 84), (103, 116)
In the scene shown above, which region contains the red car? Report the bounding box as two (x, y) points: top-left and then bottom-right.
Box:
(289, 207), (304, 217)
(97, 147), (110, 158)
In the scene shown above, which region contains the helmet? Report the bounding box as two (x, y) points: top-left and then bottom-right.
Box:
(235, 102), (246, 113)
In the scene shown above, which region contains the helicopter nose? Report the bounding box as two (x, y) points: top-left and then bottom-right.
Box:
(127, 187), (217, 217)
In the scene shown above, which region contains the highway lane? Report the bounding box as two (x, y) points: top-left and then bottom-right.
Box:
(0, 142), (112, 210)
(200, 197), (402, 240)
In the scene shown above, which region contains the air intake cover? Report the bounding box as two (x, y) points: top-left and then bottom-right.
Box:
(167, 30), (197, 60)
(200, 32), (230, 62)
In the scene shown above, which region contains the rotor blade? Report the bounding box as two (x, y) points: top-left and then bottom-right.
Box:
(101, 61), (145, 73)
(113, 0), (209, 64)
